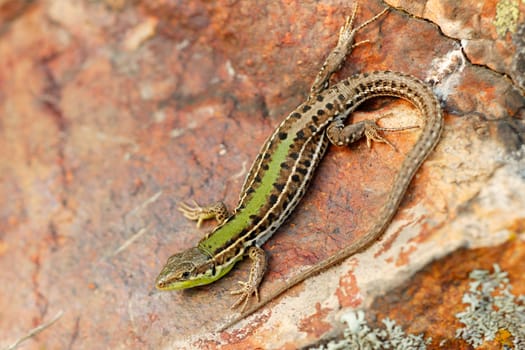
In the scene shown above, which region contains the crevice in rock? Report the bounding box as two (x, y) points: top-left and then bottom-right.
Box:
(387, 3), (525, 95)
(38, 52), (70, 208)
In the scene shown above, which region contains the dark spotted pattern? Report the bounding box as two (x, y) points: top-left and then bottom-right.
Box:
(200, 71), (442, 269)
(205, 94), (341, 263)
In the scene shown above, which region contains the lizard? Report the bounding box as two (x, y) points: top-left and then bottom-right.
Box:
(154, 4), (443, 331)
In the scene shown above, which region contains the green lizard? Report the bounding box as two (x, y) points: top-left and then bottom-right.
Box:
(155, 5), (443, 323)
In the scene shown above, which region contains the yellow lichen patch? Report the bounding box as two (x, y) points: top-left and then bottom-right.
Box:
(495, 328), (514, 348)
(494, 0), (520, 37)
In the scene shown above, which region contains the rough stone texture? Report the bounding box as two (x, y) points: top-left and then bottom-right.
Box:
(0, 0), (523, 349)
(387, 0), (525, 91)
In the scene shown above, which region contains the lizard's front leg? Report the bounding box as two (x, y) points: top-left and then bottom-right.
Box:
(178, 201), (230, 228)
(230, 246), (267, 312)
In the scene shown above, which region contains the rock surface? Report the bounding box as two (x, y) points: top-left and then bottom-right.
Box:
(0, 0), (524, 349)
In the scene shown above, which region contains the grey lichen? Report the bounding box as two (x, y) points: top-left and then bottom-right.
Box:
(312, 264), (524, 349)
(512, 23), (525, 90)
(314, 310), (431, 350)
(455, 264), (525, 348)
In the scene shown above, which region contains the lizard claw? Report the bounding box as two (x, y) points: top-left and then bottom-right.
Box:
(178, 201), (207, 227)
(231, 281), (260, 312)
(178, 201), (230, 227)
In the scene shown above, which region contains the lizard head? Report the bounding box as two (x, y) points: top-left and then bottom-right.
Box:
(155, 247), (215, 290)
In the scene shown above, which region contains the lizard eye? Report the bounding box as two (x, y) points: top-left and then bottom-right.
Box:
(181, 271), (190, 279)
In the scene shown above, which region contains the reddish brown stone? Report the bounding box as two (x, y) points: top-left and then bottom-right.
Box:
(0, 0), (523, 349)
